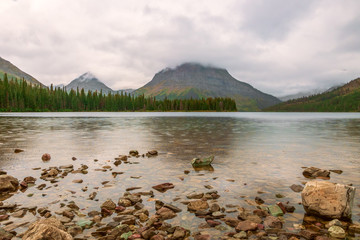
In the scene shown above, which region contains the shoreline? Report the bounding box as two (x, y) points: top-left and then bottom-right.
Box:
(0, 151), (359, 239)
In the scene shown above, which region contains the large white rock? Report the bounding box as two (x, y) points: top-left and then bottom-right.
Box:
(22, 217), (73, 240)
(301, 181), (355, 219)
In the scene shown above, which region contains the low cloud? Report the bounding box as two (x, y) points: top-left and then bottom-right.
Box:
(0, 0), (359, 96)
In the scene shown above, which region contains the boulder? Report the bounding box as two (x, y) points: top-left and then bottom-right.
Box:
(302, 167), (330, 179)
(0, 175), (19, 193)
(22, 217), (73, 240)
(301, 181), (355, 219)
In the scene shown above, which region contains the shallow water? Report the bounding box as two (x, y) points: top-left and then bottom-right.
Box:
(0, 112), (359, 236)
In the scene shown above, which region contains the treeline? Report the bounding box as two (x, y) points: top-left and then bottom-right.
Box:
(265, 87), (360, 112)
(0, 73), (237, 112)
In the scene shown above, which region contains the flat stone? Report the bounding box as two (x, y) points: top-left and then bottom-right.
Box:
(152, 183), (175, 192)
(186, 192), (204, 199)
(235, 220), (258, 232)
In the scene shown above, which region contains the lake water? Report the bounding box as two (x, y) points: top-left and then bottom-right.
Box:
(0, 112), (359, 237)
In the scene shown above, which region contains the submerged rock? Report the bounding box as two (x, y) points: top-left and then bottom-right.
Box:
(22, 217), (73, 240)
(152, 183), (174, 193)
(302, 167), (330, 179)
(0, 175), (19, 193)
(187, 200), (209, 212)
(191, 156), (214, 167)
(290, 184), (304, 193)
(301, 180), (355, 219)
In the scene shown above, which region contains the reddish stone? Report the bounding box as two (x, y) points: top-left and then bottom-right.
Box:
(152, 183), (174, 192)
(206, 219), (221, 227)
(276, 202), (286, 213)
(41, 153), (51, 161)
(235, 220), (258, 232)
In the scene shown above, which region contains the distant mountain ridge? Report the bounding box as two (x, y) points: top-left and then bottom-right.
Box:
(266, 77), (360, 112)
(64, 72), (134, 94)
(134, 63), (280, 111)
(0, 56), (44, 86)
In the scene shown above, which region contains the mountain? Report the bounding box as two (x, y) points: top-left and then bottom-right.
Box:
(279, 89), (325, 102)
(133, 63), (280, 111)
(265, 77), (360, 112)
(0, 56), (44, 86)
(66, 72), (115, 94)
(278, 84), (344, 101)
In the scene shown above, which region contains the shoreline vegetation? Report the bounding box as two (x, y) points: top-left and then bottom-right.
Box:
(0, 151), (358, 239)
(0, 73), (237, 112)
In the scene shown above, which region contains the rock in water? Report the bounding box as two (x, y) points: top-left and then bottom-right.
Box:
(191, 156), (214, 167)
(22, 217), (73, 240)
(302, 167), (330, 179)
(301, 181), (355, 219)
(0, 175), (19, 193)
(41, 153), (51, 161)
(152, 183), (174, 192)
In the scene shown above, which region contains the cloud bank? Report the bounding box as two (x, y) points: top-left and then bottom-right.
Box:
(0, 0), (359, 96)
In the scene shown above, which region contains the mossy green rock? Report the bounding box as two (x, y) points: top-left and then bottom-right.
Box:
(120, 231), (132, 240)
(191, 156), (214, 167)
(76, 219), (93, 228)
(268, 205), (284, 217)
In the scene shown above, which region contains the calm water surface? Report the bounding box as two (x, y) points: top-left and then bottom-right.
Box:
(0, 112), (359, 236)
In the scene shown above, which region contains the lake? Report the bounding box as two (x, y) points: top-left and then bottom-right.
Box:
(0, 112), (359, 237)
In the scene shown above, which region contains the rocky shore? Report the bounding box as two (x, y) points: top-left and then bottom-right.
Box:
(0, 151), (359, 240)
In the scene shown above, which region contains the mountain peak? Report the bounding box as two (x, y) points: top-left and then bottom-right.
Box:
(77, 72), (98, 83)
(135, 62), (280, 111)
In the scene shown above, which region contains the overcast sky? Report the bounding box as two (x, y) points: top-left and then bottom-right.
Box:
(0, 0), (359, 96)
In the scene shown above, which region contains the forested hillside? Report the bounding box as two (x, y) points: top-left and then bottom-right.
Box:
(265, 78), (360, 112)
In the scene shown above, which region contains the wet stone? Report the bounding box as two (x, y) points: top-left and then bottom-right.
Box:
(302, 167), (330, 179)
(152, 183), (175, 193)
(188, 200), (209, 212)
(235, 220), (258, 232)
(101, 199), (116, 210)
(290, 184), (304, 192)
(187, 192), (204, 199)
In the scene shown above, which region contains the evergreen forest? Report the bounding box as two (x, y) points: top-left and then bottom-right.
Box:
(0, 73), (237, 112)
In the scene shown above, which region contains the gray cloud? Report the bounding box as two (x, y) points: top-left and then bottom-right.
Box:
(0, 0), (359, 96)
